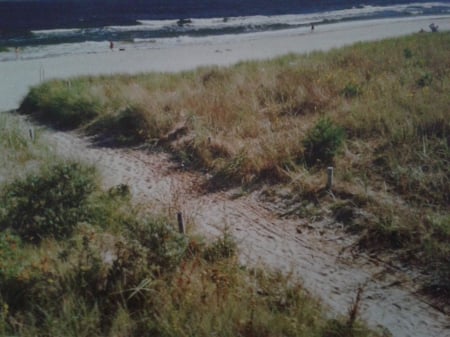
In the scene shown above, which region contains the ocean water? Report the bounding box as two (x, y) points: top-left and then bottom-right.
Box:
(1, 0), (449, 61)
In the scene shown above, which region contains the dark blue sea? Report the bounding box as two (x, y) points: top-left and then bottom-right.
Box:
(1, 0), (449, 60)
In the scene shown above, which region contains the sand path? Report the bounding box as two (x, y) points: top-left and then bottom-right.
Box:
(40, 129), (449, 337)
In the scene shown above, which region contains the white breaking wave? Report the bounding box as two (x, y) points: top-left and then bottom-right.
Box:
(29, 2), (450, 37)
(134, 2), (450, 31)
(31, 28), (81, 36)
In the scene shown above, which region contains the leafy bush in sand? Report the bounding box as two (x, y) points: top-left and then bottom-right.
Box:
(0, 162), (96, 242)
(303, 117), (345, 167)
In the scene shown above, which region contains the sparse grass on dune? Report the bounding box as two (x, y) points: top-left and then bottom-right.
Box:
(18, 32), (450, 300)
(0, 113), (53, 184)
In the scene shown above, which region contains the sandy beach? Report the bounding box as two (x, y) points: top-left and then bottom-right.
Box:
(1, 15), (449, 112)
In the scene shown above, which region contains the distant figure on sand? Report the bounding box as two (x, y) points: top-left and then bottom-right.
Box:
(109, 41), (114, 50)
(311, 23), (315, 31)
(429, 23), (439, 32)
(15, 46), (19, 60)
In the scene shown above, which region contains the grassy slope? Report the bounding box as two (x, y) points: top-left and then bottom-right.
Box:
(0, 113), (379, 336)
(19, 33), (450, 300)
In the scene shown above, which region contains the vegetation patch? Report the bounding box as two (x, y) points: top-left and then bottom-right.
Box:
(19, 81), (102, 130)
(16, 33), (450, 306)
(0, 162), (97, 242)
(86, 105), (151, 146)
(0, 114), (383, 336)
(303, 117), (345, 167)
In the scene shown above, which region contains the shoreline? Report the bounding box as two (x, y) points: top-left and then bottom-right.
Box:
(1, 15), (449, 112)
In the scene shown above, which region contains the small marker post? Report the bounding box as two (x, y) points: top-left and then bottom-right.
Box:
(327, 166), (334, 190)
(177, 212), (185, 234)
(28, 128), (35, 141)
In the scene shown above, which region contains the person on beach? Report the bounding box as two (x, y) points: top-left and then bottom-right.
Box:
(109, 41), (114, 50)
(311, 23), (315, 31)
(429, 23), (439, 32)
(15, 46), (19, 60)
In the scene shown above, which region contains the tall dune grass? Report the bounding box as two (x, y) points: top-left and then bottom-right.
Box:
(20, 33), (450, 188)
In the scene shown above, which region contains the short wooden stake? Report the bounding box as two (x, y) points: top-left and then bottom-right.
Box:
(327, 166), (334, 190)
(39, 65), (45, 82)
(177, 212), (185, 234)
(28, 128), (35, 141)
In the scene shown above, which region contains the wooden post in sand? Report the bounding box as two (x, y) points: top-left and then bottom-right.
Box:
(177, 212), (185, 234)
(327, 166), (334, 190)
(28, 127), (35, 141)
(39, 65), (45, 83)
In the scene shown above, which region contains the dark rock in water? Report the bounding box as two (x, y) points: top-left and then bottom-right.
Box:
(177, 18), (192, 27)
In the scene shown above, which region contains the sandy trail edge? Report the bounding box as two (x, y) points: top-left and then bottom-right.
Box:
(38, 128), (449, 337)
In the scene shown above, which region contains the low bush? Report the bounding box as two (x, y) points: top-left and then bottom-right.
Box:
(341, 82), (362, 98)
(416, 72), (433, 87)
(0, 162), (97, 242)
(403, 48), (413, 59)
(303, 117), (345, 167)
(0, 230), (23, 280)
(126, 218), (189, 274)
(203, 229), (237, 263)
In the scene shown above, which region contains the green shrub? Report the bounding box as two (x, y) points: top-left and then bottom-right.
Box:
(416, 72), (433, 87)
(403, 48), (413, 59)
(0, 231), (23, 280)
(127, 218), (188, 274)
(341, 83), (362, 98)
(0, 162), (97, 242)
(303, 117), (345, 166)
(203, 229), (237, 263)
